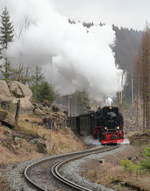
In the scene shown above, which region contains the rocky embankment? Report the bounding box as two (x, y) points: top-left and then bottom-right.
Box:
(0, 80), (86, 191)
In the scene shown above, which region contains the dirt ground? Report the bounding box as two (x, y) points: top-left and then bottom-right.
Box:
(81, 132), (150, 191)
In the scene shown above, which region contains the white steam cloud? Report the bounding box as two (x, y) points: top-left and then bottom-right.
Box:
(0, 0), (124, 101)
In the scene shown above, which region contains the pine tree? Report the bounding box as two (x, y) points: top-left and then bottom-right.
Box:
(31, 81), (55, 104)
(0, 7), (14, 80)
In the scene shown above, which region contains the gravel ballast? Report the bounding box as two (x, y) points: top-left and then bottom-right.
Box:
(4, 159), (40, 191)
(1, 145), (128, 191)
(60, 145), (128, 191)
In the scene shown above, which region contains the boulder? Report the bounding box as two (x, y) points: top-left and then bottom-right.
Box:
(0, 80), (12, 98)
(30, 138), (47, 153)
(0, 109), (15, 128)
(0, 80), (33, 113)
(20, 97), (33, 112)
(34, 108), (45, 115)
(42, 111), (67, 129)
(8, 81), (32, 98)
(0, 110), (8, 121)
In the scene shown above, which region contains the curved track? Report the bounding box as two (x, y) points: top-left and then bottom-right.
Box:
(24, 146), (119, 191)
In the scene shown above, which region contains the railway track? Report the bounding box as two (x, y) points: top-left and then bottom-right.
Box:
(24, 145), (119, 191)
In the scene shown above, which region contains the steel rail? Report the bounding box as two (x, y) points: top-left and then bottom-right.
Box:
(24, 146), (119, 191)
(51, 146), (118, 191)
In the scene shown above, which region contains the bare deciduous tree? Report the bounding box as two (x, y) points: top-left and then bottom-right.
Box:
(136, 26), (150, 130)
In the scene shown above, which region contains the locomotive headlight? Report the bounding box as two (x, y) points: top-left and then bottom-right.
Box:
(104, 127), (108, 130)
(117, 126), (120, 130)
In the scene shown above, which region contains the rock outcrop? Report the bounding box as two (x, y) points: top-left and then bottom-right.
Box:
(0, 80), (33, 112)
(32, 103), (67, 129)
(0, 80), (12, 100)
(0, 110), (8, 121)
(42, 111), (67, 130)
(8, 81), (32, 98)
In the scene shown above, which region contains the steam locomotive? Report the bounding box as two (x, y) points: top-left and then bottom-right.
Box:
(69, 106), (124, 145)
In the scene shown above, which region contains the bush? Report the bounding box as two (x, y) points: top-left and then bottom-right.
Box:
(139, 147), (150, 171)
(143, 147), (150, 157)
(31, 81), (55, 103)
(121, 147), (150, 173)
(120, 159), (139, 172)
(140, 160), (150, 171)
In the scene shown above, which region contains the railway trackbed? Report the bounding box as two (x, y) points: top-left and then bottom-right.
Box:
(24, 146), (120, 191)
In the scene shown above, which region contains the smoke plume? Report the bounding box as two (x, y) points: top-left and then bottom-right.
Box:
(0, 0), (124, 101)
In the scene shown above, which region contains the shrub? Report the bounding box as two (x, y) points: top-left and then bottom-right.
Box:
(143, 147), (150, 157)
(31, 81), (55, 103)
(139, 147), (150, 171)
(120, 160), (139, 172)
(121, 147), (150, 173)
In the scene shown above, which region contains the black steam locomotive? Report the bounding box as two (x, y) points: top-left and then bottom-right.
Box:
(69, 106), (124, 144)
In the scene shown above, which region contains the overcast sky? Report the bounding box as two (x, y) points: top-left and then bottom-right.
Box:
(54, 0), (150, 30)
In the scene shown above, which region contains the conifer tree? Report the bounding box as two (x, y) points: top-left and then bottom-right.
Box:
(0, 7), (14, 80)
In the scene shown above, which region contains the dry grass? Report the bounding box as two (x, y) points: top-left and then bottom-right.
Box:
(84, 162), (126, 184)
(128, 130), (150, 146)
(82, 145), (150, 191)
(17, 114), (85, 155)
(0, 114), (85, 165)
(0, 126), (11, 139)
(82, 130), (150, 191)
(0, 137), (43, 165)
(84, 161), (150, 191)
(46, 128), (85, 155)
(17, 114), (43, 137)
